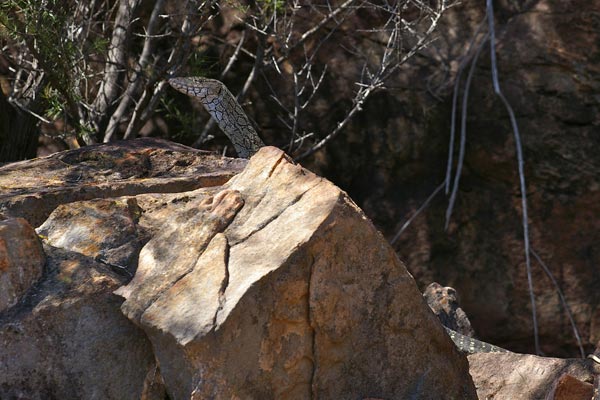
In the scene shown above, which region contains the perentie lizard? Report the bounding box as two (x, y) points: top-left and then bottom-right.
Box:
(444, 327), (509, 354)
(171, 76), (508, 356)
(168, 77), (265, 158)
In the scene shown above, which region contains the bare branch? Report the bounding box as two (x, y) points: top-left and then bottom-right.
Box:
(92, 0), (141, 127)
(280, 0), (358, 59)
(390, 181), (445, 245)
(531, 249), (585, 358)
(124, 1), (215, 140)
(445, 18), (488, 194)
(445, 32), (489, 230)
(103, 0), (166, 142)
(486, 0), (538, 355)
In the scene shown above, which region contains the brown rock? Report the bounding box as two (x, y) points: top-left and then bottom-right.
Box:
(1, 141), (478, 399)
(0, 137), (245, 227)
(116, 146), (477, 399)
(37, 197), (148, 275)
(468, 352), (595, 400)
(549, 374), (594, 400)
(0, 217), (45, 312)
(0, 245), (155, 399)
(141, 363), (167, 400)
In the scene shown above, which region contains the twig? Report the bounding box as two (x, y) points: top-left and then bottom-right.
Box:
(391, 181), (445, 245)
(124, 2), (214, 139)
(297, 0), (451, 159)
(531, 249), (585, 358)
(92, 0), (141, 127)
(103, 0), (166, 142)
(487, 0), (539, 355)
(278, 0), (358, 61)
(445, 18), (488, 195)
(295, 79), (379, 160)
(444, 32), (489, 230)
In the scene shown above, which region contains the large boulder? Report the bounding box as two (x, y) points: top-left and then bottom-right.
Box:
(0, 139), (477, 398)
(0, 138), (241, 399)
(116, 146), (477, 399)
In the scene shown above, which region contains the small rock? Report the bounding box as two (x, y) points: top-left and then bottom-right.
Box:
(549, 374), (594, 400)
(37, 198), (148, 275)
(0, 217), (45, 312)
(468, 352), (594, 400)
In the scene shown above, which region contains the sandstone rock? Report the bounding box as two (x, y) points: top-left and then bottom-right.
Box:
(0, 139), (243, 399)
(116, 146), (477, 399)
(468, 352), (595, 400)
(0, 137), (245, 227)
(37, 197), (148, 275)
(0, 217), (45, 312)
(0, 245), (155, 399)
(0, 139), (245, 399)
(1, 141), (478, 399)
(548, 374), (594, 400)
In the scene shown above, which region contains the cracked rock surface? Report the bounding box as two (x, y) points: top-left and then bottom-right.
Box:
(1, 140), (476, 399)
(0, 137), (245, 227)
(116, 146), (476, 399)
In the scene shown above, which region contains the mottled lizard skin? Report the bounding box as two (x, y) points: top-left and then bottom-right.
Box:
(445, 327), (510, 354)
(169, 77), (265, 158)
(172, 76), (509, 355)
